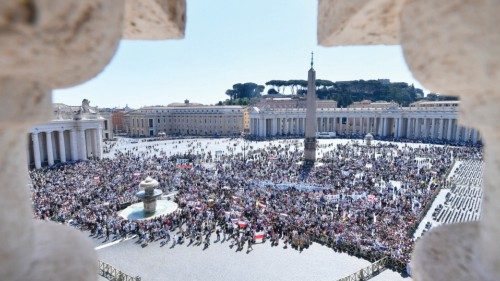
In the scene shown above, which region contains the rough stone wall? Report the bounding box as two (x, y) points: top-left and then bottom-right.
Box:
(0, 1), (185, 280)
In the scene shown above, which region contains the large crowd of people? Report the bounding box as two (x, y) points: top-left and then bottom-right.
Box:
(29, 138), (483, 273)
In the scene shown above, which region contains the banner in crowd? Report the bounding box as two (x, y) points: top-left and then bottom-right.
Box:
(176, 158), (192, 169)
(254, 231), (265, 243)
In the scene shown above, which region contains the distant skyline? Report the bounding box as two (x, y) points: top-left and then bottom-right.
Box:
(53, 0), (427, 109)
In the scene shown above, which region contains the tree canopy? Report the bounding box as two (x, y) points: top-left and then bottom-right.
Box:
(225, 82), (264, 100)
(219, 79), (456, 107)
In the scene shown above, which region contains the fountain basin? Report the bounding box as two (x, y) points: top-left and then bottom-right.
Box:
(118, 200), (178, 221)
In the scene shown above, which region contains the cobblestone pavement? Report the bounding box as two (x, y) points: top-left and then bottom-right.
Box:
(96, 237), (410, 281)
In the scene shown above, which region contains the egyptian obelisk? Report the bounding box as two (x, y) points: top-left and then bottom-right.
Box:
(304, 52), (317, 164)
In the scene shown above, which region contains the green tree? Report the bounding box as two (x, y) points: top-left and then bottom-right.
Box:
(225, 82), (264, 100)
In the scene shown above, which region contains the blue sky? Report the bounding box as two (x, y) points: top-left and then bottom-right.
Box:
(54, 0), (425, 109)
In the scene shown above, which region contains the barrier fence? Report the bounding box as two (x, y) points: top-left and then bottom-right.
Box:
(337, 257), (388, 281)
(98, 260), (141, 281)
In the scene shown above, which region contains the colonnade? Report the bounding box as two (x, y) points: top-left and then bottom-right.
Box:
(29, 126), (103, 169)
(250, 113), (480, 144)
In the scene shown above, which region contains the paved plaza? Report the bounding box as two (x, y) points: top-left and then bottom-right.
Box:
(95, 236), (408, 281)
(104, 137), (442, 159)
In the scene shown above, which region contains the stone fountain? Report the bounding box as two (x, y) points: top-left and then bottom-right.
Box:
(136, 176), (163, 215)
(364, 133), (374, 146)
(119, 176), (178, 221)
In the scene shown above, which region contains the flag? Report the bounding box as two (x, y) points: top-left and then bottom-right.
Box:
(237, 221), (247, 229)
(254, 231), (265, 243)
(176, 163), (193, 169)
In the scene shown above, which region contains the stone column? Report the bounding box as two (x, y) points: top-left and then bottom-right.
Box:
(437, 118), (444, 140)
(273, 118), (277, 136)
(350, 117), (354, 135)
(95, 127), (103, 159)
(381, 117), (386, 137)
(447, 119), (453, 140)
(255, 118), (259, 136)
(398, 117), (403, 138)
(69, 129), (78, 161)
(430, 118), (435, 138)
(406, 118), (412, 138)
(260, 118), (267, 137)
(423, 118), (429, 139)
(412, 118), (416, 138)
(294, 118), (299, 135)
(78, 129), (87, 160)
(31, 133), (42, 169)
(296, 118), (300, 135)
(58, 130), (66, 163)
(417, 118), (422, 138)
(377, 117), (383, 136)
(45, 131), (54, 166)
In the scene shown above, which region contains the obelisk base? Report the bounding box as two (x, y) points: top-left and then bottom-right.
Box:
(304, 137), (317, 165)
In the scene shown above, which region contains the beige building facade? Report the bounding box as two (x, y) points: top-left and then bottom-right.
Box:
(125, 102), (244, 137)
(250, 100), (480, 143)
